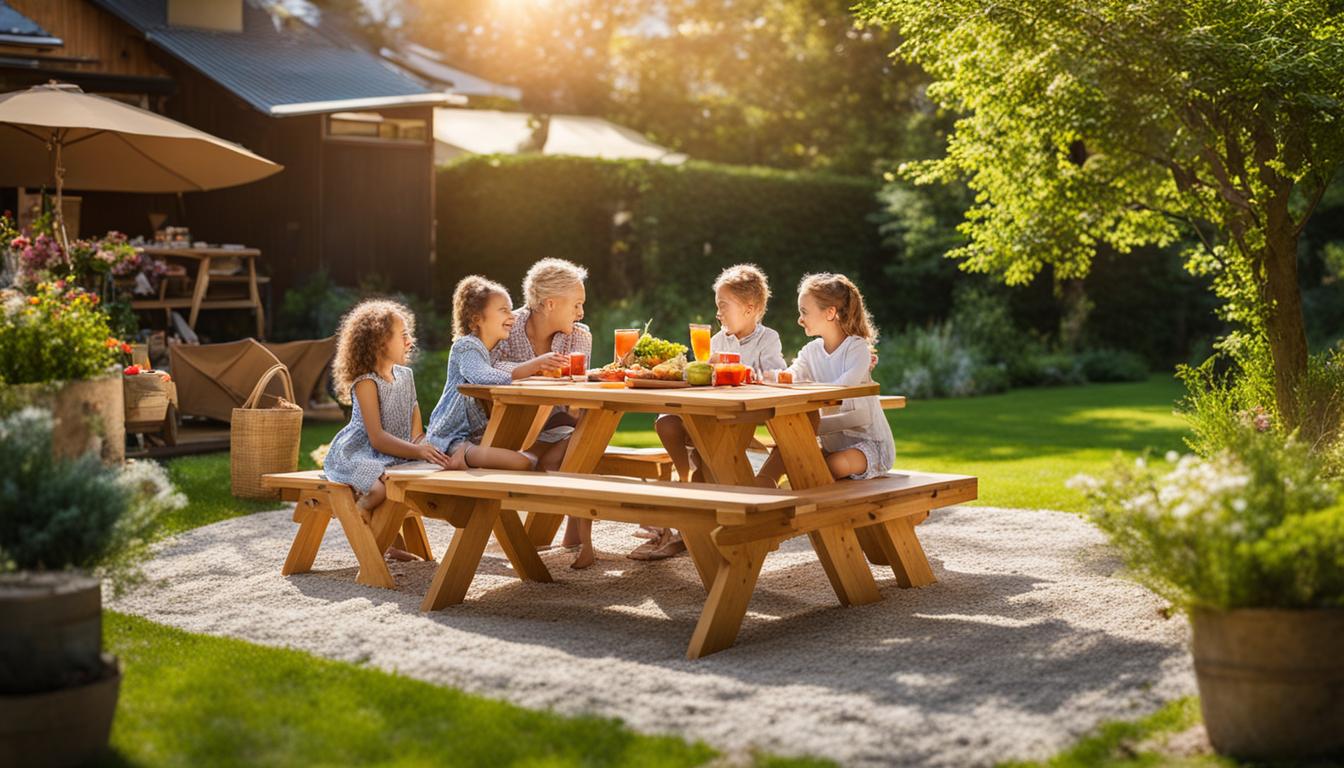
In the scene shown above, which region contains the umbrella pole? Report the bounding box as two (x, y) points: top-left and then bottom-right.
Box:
(49, 129), (70, 251)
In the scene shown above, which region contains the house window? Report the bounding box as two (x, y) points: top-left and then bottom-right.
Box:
(326, 112), (428, 143)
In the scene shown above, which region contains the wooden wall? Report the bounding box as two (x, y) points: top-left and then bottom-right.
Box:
(3, 0), (168, 78)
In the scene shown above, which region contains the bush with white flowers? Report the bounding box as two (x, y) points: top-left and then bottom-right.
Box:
(1070, 427), (1344, 611)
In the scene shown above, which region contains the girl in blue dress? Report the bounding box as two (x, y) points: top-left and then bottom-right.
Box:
(323, 300), (458, 543)
(427, 276), (570, 473)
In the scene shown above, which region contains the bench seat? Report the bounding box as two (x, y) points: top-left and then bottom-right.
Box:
(262, 468), (439, 589)
(385, 467), (976, 658)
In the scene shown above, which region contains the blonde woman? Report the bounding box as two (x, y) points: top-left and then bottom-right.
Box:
(492, 258), (598, 567)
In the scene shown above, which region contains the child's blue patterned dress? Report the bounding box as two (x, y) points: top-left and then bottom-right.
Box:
(322, 365), (419, 493)
(426, 335), (512, 454)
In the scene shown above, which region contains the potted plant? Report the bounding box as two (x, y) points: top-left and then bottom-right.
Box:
(0, 281), (125, 463)
(1071, 426), (1344, 760)
(0, 406), (184, 767)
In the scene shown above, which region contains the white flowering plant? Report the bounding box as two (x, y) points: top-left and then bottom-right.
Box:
(0, 407), (186, 593)
(1070, 427), (1344, 611)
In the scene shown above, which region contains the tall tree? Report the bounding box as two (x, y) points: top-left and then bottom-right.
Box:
(858, 0), (1344, 425)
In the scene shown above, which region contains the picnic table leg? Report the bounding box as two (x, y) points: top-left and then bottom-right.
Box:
(422, 499), (500, 611)
(687, 540), (770, 659)
(188, 255), (211, 330)
(370, 501), (410, 553)
(493, 509), (553, 583)
(869, 516), (936, 588)
(282, 496), (332, 576)
(766, 412), (883, 605)
(682, 416), (757, 486)
(808, 525), (882, 606)
(328, 490), (396, 589)
(400, 516), (434, 562)
(524, 408), (621, 546)
(481, 402), (541, 451)
(681, 527), (720, 591)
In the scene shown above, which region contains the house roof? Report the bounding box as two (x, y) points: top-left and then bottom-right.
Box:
(434, 108), (685, 164)
(87, 0), (450, 117)
(381, 42), (522, 103)
(0, 2), (64, 47)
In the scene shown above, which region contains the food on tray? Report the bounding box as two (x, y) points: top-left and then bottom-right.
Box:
(593, 361), (626, 382)
(685, 361), (713, 386)
(624, 364), (657, 379)
(650, 355), (687, 381)
(632, 333), (688, 368)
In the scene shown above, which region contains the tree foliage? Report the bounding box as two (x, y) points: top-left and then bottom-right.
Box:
(858, 0), (1344, 422)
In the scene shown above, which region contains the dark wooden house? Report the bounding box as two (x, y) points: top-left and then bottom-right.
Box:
(0, 0), (449, 297)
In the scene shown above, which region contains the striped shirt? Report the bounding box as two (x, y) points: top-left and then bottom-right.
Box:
(490, 306), (593, 373)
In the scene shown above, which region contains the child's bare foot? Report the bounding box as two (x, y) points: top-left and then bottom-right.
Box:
(570, 546), (596, 570)
(385, 546), (421, 562)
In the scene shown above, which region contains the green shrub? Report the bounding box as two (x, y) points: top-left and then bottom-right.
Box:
(0, 282), (118, 385)
(273, 270), (359, 342)
(1072, 428), (1342, 611)
(873, 323), (980, 398)
(412, 349), (449, 418)
(0, 408), (184, 592)
(1077, 348), (1149, 383)
(1010, 352), (1085, 387)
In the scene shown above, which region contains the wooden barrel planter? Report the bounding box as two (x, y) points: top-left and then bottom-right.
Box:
(1193, 608), (1344, 760)
(7, 375), (125, 465)
(0, 573), (120, 768)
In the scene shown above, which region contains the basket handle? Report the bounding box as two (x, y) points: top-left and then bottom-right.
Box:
(243, 364), (296, 410)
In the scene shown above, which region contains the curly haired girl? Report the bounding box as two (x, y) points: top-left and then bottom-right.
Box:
(323, 300), (457, 552)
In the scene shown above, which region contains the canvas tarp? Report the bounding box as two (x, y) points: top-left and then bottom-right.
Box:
(169, 339), (291, 423)
(263, 337), (336, 412)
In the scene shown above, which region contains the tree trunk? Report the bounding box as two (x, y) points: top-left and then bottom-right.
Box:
(1259, 226), (1310, 429)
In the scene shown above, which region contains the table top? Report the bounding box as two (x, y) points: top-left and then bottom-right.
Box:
(459, 380), (879, 416)
(138, 245), (262, 257)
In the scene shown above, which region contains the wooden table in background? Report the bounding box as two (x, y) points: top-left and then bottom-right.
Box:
(131, 246), (266, 338)
(461, 380), (906, 607)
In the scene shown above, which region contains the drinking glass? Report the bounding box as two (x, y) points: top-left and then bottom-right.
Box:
(689, 323), (712, 363)
(614, 328), (639, 362)
(570, 352), (588, 382)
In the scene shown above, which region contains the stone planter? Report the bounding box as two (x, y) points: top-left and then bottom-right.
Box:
(0, 573), (120, 768)
(8, 375), (124, 464)
(1192, 607), (1344, 760)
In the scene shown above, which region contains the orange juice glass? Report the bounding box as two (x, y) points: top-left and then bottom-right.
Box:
(569, 352), (588, 381)
(689, 323), (712, 362)
(614, 328), (639, 361)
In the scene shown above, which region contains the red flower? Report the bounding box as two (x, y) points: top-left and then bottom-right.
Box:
(120, 342), (133, 355)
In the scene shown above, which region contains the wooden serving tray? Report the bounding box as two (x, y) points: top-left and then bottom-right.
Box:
(629, 378), (691, 389)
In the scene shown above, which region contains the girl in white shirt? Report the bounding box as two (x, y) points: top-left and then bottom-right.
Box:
(759, 273), (895, 485)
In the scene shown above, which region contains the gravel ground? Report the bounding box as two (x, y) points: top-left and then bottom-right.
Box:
(112, 504), (1195, 767)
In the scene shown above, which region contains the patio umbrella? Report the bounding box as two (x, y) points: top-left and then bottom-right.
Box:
(0, 81), (282, 242)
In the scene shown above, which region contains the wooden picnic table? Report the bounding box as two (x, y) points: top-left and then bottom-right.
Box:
(130, 245), (266, 338)
(458, 380), (908, 602)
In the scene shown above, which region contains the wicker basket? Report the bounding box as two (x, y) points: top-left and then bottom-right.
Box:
(230, 364), (304, 499)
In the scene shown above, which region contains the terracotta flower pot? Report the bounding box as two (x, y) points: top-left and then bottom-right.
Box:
(1192, 607), (1344, 760)
(7, 375), (124, 464)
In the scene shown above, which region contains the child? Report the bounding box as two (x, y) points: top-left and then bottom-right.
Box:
(757, 272), (895, 486)
(633, 264), (787, 560)
(322, 300), (458, 560)
(426, 277), (596, 567)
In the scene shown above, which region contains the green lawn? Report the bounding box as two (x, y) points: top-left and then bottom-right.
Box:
(121, 376), (1193, 767)
(101, 612), (775, 768)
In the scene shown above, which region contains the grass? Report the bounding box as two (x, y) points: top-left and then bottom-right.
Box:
(125, 376), (1190, 766)
(101, 612), (817, 768)
(1000, 698), (1211, 768)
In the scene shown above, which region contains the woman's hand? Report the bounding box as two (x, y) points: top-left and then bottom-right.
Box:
(415, 441), (454, 468)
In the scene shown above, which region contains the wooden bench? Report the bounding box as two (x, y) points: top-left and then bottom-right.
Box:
(262, 469), (437, 589)
(594, 446), (676, 480)
(385, 468), (976, 659)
